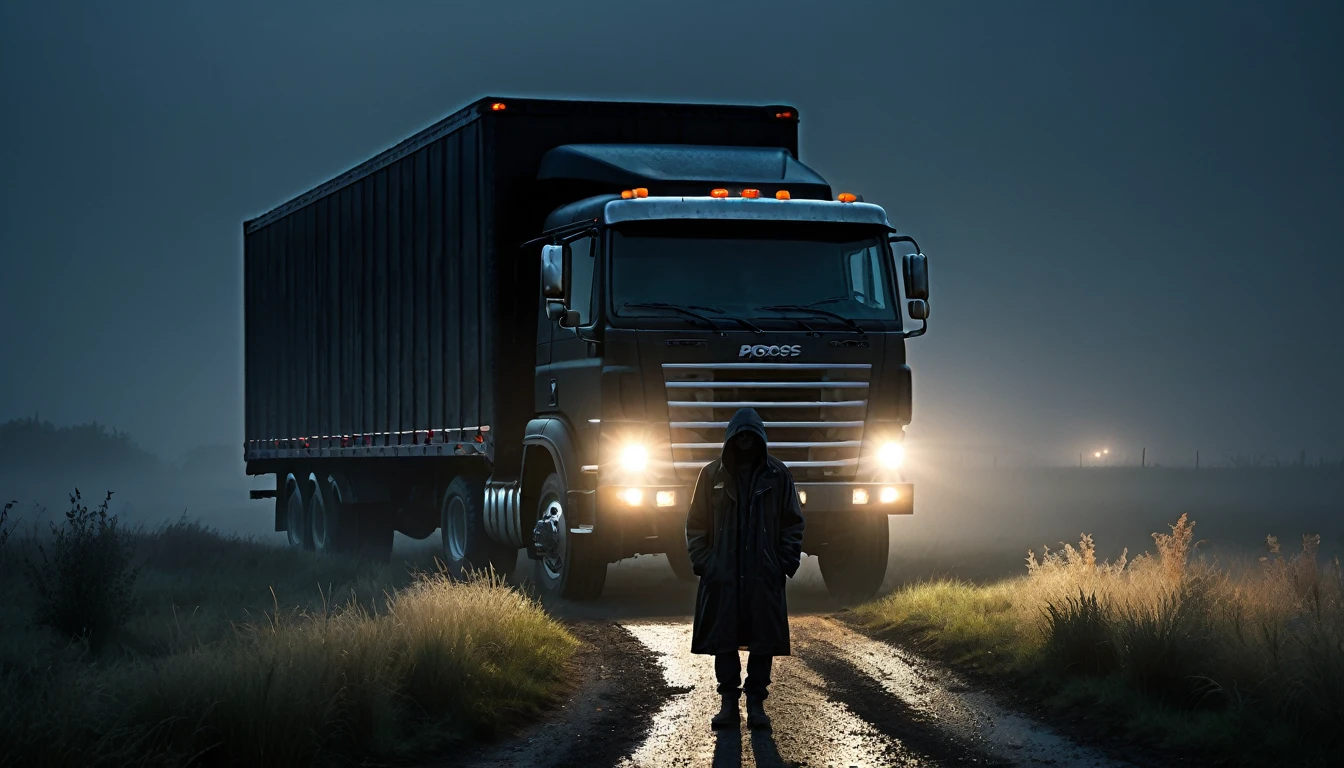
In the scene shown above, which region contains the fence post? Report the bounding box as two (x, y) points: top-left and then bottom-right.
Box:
(1196, 450), (1200, 470)
(1142, 447), (1146, 468)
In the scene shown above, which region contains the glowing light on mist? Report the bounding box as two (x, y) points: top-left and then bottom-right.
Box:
(1094, 451), (1102, 458)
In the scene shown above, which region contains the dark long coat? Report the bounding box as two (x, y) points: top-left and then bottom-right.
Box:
(686, 408), (806, 656)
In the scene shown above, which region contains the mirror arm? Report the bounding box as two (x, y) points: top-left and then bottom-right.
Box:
(902, 317), (927, 339)
(888, 234), (922, 253)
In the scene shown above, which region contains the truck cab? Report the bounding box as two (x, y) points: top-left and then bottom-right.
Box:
(517, 144), (931, 603)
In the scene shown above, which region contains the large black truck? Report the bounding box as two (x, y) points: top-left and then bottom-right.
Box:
(244, 97), (931, 603)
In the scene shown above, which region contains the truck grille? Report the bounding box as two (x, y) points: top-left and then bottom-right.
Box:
(662, 362), (870, 481)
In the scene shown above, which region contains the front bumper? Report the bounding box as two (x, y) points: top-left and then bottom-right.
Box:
(592, 481), (914, 516)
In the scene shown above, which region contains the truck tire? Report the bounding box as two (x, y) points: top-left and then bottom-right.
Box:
(283, 474), (311, 551)
(440, 476), (516, 580)
(532, 472), (607, 604)
(309, 474), (357, 555)
(819, 513), (889, 605)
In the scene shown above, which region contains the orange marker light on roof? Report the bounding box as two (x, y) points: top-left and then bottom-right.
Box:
(741, 188), (760, 199)
(838, 192), (858, 203)
(710, 188), (729, 198)
(621, 190), (634, 199)
(633, 187), (648, 198)
(775, 190), (791, 200)
(775, 110), (794, 119)
(490, 102), (507, 111)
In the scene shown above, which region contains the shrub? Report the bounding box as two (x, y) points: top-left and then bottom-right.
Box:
(0, 500), (14, 550)
(1043, 590), (1117, 677)
(25, 489), (140, 650)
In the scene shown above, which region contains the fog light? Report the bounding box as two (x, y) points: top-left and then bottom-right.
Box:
(619, 488), (643, 506)
(852, 488), (870, 505)
(877, 441), (906, 469)
(879, 486), (899, 504)
(798, 490), (807, 505)
(656, 490), (676, 508)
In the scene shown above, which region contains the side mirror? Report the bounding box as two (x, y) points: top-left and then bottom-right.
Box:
(902, 253), (929, 300)
(907, 299), (929, 321)
(541, 244), (568, 300)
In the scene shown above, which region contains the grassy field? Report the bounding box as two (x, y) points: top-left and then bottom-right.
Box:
(0, 506), (577, 767)
(856, 514), (1344, 766)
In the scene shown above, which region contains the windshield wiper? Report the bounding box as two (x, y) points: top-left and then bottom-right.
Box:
(621, 302), (724, 330)
(684, 304), (765, 334)
(756, 304), (866, 335)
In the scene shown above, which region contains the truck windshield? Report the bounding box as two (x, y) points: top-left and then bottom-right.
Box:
(609, 222), (898, 322)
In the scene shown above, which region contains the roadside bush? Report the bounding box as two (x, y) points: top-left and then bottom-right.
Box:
(1042, 590), (1117, 677)
(0, 500), (14, 551)
(24, 489), (139, 650)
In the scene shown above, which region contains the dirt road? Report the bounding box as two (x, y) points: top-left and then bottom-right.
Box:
(450, 555), (1144, 768)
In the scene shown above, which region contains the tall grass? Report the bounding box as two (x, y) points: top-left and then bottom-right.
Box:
(855, 514), (1344, 764)
(0, 520), (577, 767)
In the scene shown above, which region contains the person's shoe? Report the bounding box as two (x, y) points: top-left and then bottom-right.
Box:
(745, 696), (771, 730)
(710, 695), (740, 729)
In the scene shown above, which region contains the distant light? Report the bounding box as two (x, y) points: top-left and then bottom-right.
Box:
(1094, 451), (1102, 458)
(852, 488), (870, 505)
(879, 486), (899, 504)
(1103, 449), (1110, 455)
(710, 188), (730, 198)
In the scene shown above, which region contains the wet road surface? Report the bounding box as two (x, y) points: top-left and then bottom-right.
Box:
(458, 555), (1137, 768)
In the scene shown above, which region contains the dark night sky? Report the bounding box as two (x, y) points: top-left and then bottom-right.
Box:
(2, 1), (1341, 467)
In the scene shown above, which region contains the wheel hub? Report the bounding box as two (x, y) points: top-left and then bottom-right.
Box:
(532, 501), (565, 577)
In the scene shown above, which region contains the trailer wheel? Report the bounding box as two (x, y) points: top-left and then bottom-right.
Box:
(283, 474), (311, 551)
(532, 472), (606, 604)
(309, 474), (356, 555)
(440, 476), (515, 580)
(818, 513), (889, 605)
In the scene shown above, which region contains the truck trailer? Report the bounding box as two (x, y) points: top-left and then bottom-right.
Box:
(243, 97), (932, 603)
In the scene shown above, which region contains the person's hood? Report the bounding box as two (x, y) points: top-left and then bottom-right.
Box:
(722, 407), (768, 468)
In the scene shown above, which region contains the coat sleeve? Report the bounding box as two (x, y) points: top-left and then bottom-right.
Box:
(777, 472), (805, 578)
(685, 462), (716, 576)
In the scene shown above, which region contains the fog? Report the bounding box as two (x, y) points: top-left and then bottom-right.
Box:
(2, 2), (1341, 554)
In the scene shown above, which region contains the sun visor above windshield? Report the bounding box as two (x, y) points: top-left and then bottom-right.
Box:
(537, 144), (832, 200)
(602, 198), (894, 229)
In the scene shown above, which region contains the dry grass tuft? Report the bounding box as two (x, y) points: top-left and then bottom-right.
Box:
(0, 522), (576, 767)
(856, 513), (1344, 763)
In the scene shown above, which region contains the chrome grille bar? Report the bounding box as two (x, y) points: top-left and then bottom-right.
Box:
(667, 400), (867, 409)
(662, 363), (871, 370)
(665, 381), (869, 389)
(670, 421), (866, 429)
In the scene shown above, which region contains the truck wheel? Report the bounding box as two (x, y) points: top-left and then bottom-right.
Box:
(819, 514), (889, 605)
(283, 474), (311, 550)
(309, 474), (356, 555)
(532, 472), (606, 604)
(440, 476), (516, 580)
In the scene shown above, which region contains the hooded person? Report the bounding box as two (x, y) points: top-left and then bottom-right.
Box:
(686, 407), (806, 730)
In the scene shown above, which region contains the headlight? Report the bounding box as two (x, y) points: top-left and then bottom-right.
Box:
(619, 443), (649, 472)
(877, 441), (906, 469)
